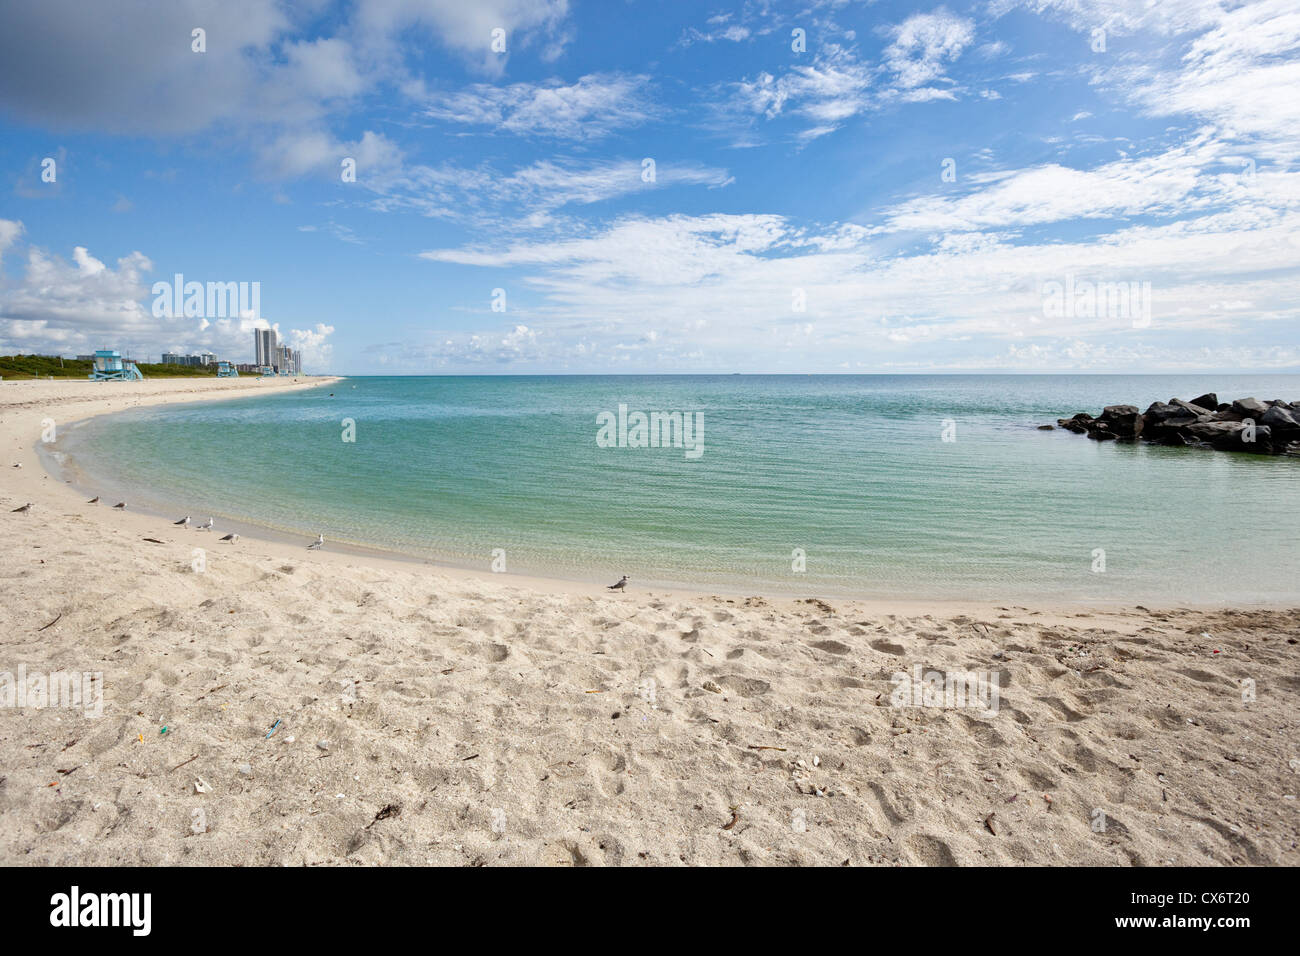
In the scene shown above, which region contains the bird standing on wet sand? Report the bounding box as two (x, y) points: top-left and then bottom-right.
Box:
(220, 532), (239, 542)
(174, 515), (190, 527)
(607, 575), (629, 591)
(112, 502), (126, 509)
(87, 496), (99, 504)
(307, 533), (324, 550)
(11, 502), (32, 513)
(197, 516), (214, 531)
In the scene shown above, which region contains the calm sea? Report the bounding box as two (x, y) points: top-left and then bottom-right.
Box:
(57, 375), (1300, 602)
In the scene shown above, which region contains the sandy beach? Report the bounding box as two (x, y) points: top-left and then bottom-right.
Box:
(0, 378), (1296, 866)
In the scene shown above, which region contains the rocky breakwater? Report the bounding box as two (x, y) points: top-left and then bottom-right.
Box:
(1052, 393), (1300, 456)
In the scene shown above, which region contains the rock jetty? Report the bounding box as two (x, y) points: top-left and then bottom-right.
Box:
(1051, 394), (1300, 456)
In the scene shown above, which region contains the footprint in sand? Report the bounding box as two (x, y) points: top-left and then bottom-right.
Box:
(809, 639), (851, 655)
(1037, 695), (1088, 722)
(472, 642), (510, 662)
(715, 675), (771, 697)
(905, 833), (958, 866)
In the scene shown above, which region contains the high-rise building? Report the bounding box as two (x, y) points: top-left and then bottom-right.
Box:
(254, 328), (276, 367)
(273, 343), (299, 374)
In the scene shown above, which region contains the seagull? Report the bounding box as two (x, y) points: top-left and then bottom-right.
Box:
(112, 502), (126, 509)
(197, 516), (213, 531)
(606, 575), (629, 591)
(220, 532), (240, 542)
(307, 533), (324, 550)
(11, 502), (32, 513)
(11, 463), (20, 468)
(174, 515), (191, 527)
(87, 496), (99, 504)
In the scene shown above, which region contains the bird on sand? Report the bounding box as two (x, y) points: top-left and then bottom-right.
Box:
(174, 515), (190, 527)
(11, 502), (32, 513)
(196, 516), (214, 531)
(307, 533), (324, 550)
(606, 575), (629, 591)
(220, 532), (240, 542)
(87, 496), (99, 504)
(112, 502), (126, 509)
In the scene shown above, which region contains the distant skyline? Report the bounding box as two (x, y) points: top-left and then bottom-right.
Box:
(1, 0), (1298, 375)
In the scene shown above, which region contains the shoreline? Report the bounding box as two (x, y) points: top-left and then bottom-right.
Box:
(8, 376), (1295, 609)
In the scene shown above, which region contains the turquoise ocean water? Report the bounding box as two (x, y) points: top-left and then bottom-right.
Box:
(57, 375), (1300, 602)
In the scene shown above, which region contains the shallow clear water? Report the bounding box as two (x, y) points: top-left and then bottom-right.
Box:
(60, 374), (1300, 601)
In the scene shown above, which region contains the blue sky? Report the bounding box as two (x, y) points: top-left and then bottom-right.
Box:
(1, 0), (1297, 374)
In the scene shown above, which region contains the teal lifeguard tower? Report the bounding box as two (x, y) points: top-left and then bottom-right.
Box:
(216, 360), (238, 377)
(88, 350), (144, 381)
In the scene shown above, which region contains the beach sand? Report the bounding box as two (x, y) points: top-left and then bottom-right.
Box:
(1, 378), (1296, 865)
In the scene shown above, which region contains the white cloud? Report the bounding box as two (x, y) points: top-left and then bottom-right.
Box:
(408, 194), (1300, 370)
(256, 128), (403, 181)
(360, 157), (731, 223)
(286, 322), (336, 368)
(354, 0), (570, 74)
(1116, 0), (1300, 160)
(422, 73), (660, 139)
(881, 136), (1235, 232)
(882, 9), (975, 90)
(0, 219), (23, 264)
(723, 45), (873, 140)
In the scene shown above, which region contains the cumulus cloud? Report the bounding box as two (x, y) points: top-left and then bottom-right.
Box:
(355, 0), (570, 74)
(0, 0), (579, 173)
(0, 230), (333, 365)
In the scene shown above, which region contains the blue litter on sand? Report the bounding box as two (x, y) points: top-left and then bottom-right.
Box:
(265, 719), (282, 739)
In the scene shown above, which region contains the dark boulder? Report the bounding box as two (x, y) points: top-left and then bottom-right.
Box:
(1143, 401), (1182, 423)
(1097, 404), (1143, 439)
(1056, 412), (1093, 434)
(1187, 421), (1276, 454)
(1143, 402), (1205, 439)
(1171, 398), (1212, 417)
(1215, 424), (1275, 455)
(1190, 392), (1217, 410)
(1231, 397), (1269, 419)
(1186, 421), (1245, 443)
(1037, 424), (1055, 430)
(1261, 404), (1300, 439)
